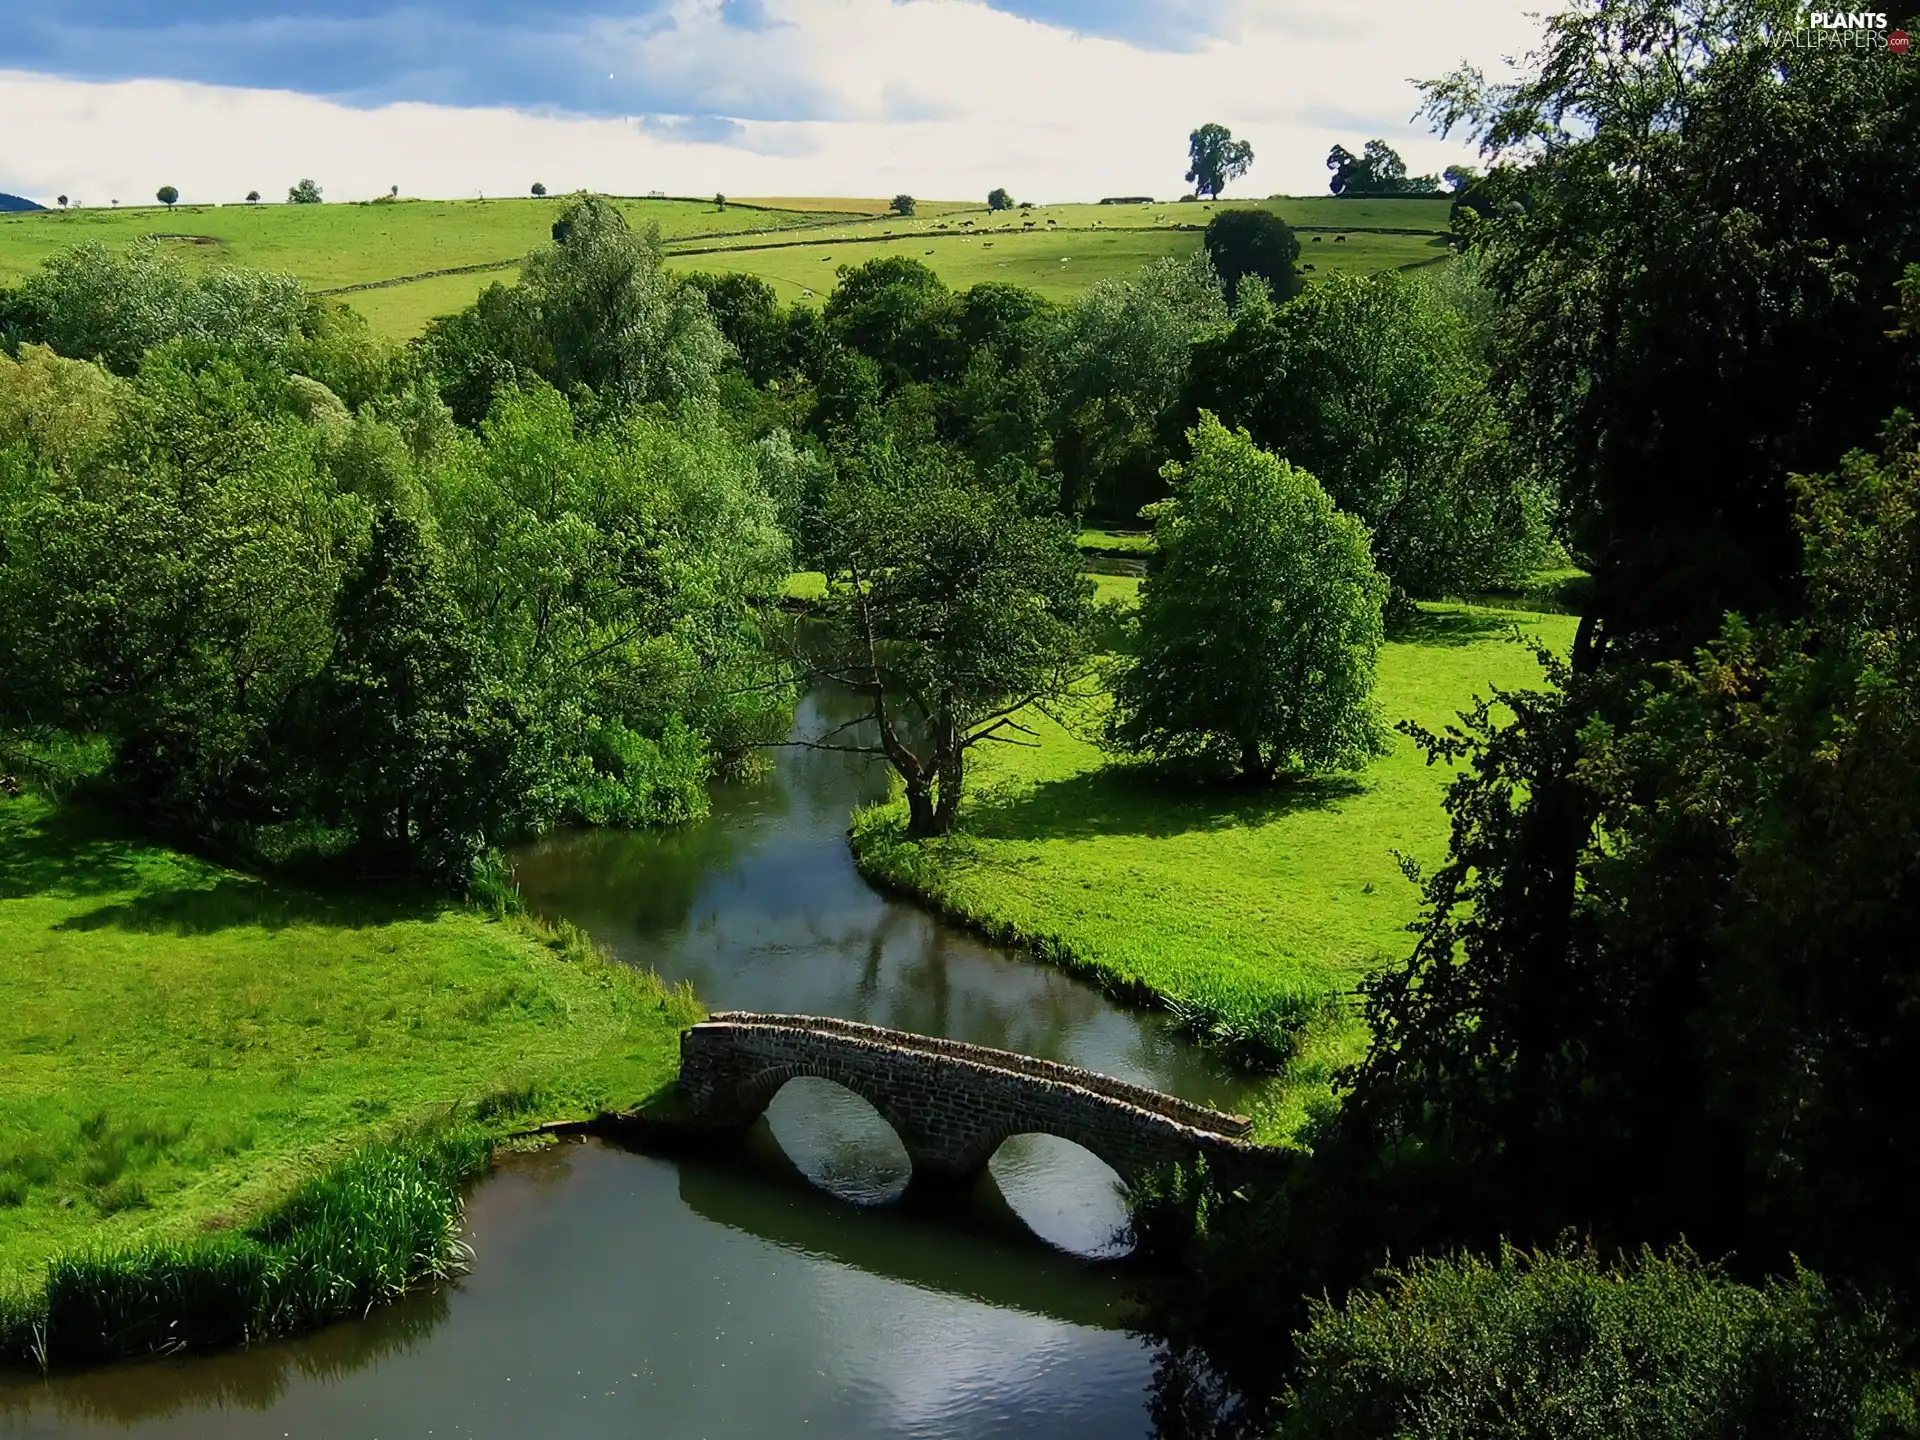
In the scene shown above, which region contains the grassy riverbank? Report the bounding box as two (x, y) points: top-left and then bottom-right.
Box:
(0, 794), (699, 1309)
(852, 600), (1579, 1142)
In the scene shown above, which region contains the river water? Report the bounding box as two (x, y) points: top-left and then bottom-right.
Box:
(2, 688), (1255, 1438)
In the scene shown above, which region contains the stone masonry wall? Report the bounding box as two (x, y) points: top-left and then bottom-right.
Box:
(679, 1015), (1286, 1188)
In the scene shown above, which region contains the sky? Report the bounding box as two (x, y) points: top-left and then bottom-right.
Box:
(0, 1), (1540, 207)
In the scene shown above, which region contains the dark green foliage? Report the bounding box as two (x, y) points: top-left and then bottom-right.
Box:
(531, 182), (547, 197)
(308, 507), (521, 882)
(1186, 123), (1253, 200)
(1181, 268), (1548, 602)
(987, 187), (1013, 211)
(1202, 209), (1301, 306)
(1326, 140), (1441, 196)
(1109, 415), (1388, 781)
(803, 258), (1056, 476)
(287, 179), (322, 205)
(684, 271), (788, 386)
(1280, 1243), (1916, 1440)
(1419, 0), (1920, 650)
(1, 1127), (488, 1369)
(890, 193), (915, 217)
(154, 186), (178, 208)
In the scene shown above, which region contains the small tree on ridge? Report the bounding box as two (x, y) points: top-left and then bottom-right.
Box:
(890, 193), (916, 217)
(156, 186), (179, 208)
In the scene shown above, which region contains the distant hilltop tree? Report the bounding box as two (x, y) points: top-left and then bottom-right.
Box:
(890, 194), (916, 217)
(246, 189), (260, 203)
(288, 178), (323, 205)
(714, 193), (726, 209)
(156, 186), (178, 207)
(57, 195), (68, 208)
(1186, 122), (1253, 200)
(987, 187), (1013, 211)
(1326, 140), (1443, 196)
(531, 181), (547, 196)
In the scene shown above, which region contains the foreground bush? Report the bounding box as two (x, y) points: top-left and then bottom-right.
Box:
(1279, 1242), (1917, 1440)
(0, 1126), (490, 1370)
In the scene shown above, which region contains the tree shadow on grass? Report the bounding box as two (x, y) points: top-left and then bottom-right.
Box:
(55, 875), (443, 937)
(1387, 606), (1521, 648)
(0, 801), (149, 900)
(965, 762), (1367, 845)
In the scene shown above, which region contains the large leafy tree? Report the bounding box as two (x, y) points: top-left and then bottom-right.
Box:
(418, 195), (726, 423)
(1134, 4), (1920, 1421)
(1181, 268), (1548, 604)
(1108, 415), (1387, 782)
(1047, 251), (1227, 517)
(807, 457), (1094, 836)
(310, 506), (522, 881)
(1186, 123), (1254, 200)
(1201, 209), (1301, 306)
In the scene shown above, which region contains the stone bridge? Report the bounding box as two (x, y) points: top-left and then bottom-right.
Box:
(677, 1012), (1285, 1190)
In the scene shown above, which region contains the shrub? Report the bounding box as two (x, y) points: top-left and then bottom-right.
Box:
(1279, 1242), (1918, 1440)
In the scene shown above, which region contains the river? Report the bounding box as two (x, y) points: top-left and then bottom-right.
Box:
(2, 687), (1255, 1438)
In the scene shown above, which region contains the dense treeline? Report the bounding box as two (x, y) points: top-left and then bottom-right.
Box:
(1136, 0), (1920, 1434)
(0, 192), (1551, 871)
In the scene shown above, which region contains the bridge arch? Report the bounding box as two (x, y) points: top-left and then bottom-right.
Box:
(676, 1012), (1284, 1197)
(984, 1131), (1133, 1258)
(758, 1072), (913, 1205)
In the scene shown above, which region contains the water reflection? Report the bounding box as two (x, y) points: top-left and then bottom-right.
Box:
(0, 1143), (1153, 1440)
(511, 686), (1259, 1118)
(761, 1076), (913, 1206)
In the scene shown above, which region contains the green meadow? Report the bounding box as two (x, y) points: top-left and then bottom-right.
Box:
(0, 192), (1455, 338)
(854, 592), (1578, 1142)
(0, 795), (698, 1290)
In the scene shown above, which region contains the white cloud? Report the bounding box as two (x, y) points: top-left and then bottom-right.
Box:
(0, 0), (1539, 207)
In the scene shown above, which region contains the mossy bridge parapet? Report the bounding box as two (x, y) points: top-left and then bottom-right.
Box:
(677, 1012), (1287, 1189)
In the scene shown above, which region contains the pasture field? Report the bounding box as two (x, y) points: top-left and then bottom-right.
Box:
(0, 192), (1455, 338)
(853, 598), (1578, 1143)
(0, 195), (861, 290)
(0, 796), (697, 1287)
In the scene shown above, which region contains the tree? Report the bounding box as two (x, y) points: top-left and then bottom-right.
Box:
(1327, 139), (1442, 196)
(1186, 123), (1254, 200)
(1180, 266), (1550, 604)
(1108, 414), (1387, 782)
(987, 187), (1013, 211)
(56, 196), (67, 209)
(421, 194), (726, 421)
(1047, 251), (1227, 518)
(287, 179), (322, 205)
(156, 186), (178, 208)
(890, 193), (916, 217)
(807, 461), (1094, 836)
(311, 506), (519, 882)
(246, 190), (260, 203)
(1164, 0), (1920, 1393)
(713, 193), (726, 209)
(1202, 208), (1301, 305)
(531, 182), (547, 197)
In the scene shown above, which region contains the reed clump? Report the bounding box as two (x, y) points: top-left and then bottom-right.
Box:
(0, 1125), (490, 1371)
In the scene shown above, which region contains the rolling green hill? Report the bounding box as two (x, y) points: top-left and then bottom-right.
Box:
(0, 193), (1456, 338)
